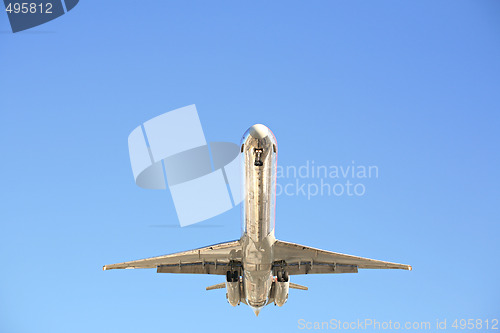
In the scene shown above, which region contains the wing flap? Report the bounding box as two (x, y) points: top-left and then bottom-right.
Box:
(274, 261), (358, 275)
(156, 260), (239, 275)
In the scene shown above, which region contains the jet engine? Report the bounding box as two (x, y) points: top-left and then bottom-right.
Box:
(273, 281), (289, 306)
(225, 271), (241, 306)
(274, 271), (289, 306)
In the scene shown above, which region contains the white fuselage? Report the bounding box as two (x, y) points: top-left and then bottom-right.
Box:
(240, 124), (278, 313)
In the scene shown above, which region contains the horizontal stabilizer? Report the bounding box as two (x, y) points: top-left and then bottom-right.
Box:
(289, 282), (308, 290)
(206, 283), (226, 291)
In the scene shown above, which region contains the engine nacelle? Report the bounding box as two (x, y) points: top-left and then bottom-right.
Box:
(226, 281), (241, 306)
(273, 281), (289, 307)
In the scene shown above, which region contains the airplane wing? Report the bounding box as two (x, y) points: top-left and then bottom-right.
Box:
(272, 240), (411, 275)
(103, 240), (242, 275)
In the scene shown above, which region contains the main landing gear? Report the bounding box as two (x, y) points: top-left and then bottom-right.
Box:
(226, 270), (239, 282)
(276, 270), (289, 282)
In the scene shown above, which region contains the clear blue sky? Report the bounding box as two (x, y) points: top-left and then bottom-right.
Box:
(1, 1), (499, 332)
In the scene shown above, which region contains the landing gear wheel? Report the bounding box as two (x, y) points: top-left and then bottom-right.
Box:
(226, 271), (232, 282)
(277, 270), (283, 282)
(283, 271), (289, 282)
(254, 148), (264, 166)
(232, 271), (239, 282)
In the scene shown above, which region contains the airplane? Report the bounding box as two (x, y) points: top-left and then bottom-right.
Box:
(103, 124), (411, 316)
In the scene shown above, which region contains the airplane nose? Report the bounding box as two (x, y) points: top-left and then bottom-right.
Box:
(249, 124), (269, 139)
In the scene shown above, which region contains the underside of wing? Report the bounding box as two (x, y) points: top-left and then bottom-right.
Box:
(273, 240), (411, 275)
(103, 240), (242, 275)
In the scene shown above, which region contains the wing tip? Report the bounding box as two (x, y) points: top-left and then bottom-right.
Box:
(408, 265), (412, 271)
(103, 265), (108, 271)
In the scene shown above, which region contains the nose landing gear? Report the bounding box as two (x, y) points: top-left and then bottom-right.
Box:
(254, 148), (263, 166)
